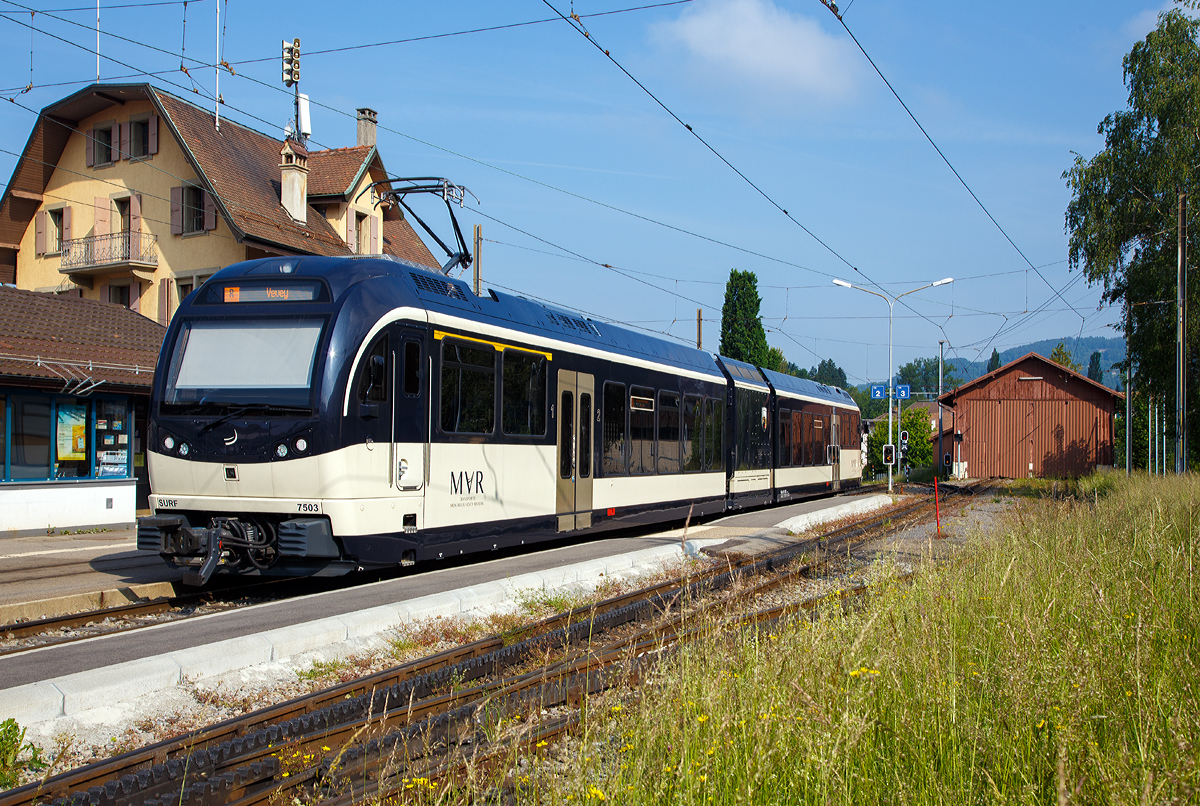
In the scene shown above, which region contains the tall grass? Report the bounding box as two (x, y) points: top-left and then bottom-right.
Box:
(507, 474), (1200, 804)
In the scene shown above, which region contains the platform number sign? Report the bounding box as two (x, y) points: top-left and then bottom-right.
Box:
(870, 385), (886, 400)
(896, 384), (911, 400)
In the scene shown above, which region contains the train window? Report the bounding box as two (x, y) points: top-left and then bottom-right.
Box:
(657, 392), (680, 474)
(629, 385), (655, 475)
(778, 408), (791, 468)
(802, 412), (814, 467)
(814, 414), (828, 463)
(579, 392), (592, 478)
(403, 340), (421, 396)
(734, 388), (771, 472)
(560, 391), (574, 479)
(502, 351), (547, 436)
(703, 397), (724, 472)
(791, 410), (803, 466)
(440, 339), (495, 434)
(682, 395), (702, 473)
(602, 382), (627, 475)
(357, 335), (389, 403)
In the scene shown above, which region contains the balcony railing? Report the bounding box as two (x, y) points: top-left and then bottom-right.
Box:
(60, 232), (158, 272)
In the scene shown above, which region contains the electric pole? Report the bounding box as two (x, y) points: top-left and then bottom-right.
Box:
(1177, 190), (1187, 473)
(473, 224), (482, 296)
(696, 309), (702, 350)
(938, 340), (945, 480)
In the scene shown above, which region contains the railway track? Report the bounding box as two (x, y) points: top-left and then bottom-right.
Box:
(0, 483), (979, 806)
(0, 487), (859, 656)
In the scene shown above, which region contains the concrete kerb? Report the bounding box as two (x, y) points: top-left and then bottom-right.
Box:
(55, 656), (183, 716)
(0, 682), (66, 724)
(775, 495), (894, 535)
(0, 538), (720, 724)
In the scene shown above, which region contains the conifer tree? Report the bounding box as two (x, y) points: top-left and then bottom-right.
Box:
(719, 269), (768, 367)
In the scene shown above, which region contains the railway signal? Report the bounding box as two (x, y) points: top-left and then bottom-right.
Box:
(882, 444), (896, 466)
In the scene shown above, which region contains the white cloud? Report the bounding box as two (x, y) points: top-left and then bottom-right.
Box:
(1123, 2), (1195, 41)
(655, 0), (863, 103)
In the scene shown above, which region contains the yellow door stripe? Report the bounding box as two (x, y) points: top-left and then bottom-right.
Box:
(433, 329), (552, 360)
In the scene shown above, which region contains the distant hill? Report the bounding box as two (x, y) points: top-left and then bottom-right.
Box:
(858, 336), (1126, 392)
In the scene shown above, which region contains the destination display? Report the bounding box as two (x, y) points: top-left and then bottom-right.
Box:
(221, 283), (318, 303)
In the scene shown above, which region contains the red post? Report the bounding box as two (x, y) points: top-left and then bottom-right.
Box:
(934, 476), (942, 539)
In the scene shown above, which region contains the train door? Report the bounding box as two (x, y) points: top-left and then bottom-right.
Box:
(394, 329), (426, 491)
(829, 411), (841, 491)
(556, 369), (595, 532)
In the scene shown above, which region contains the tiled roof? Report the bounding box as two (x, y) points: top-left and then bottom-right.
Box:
(154, 92), (352, 257)
(382, 216), (439, 269)
(0, 286), (164, 390)
(307, 146), (372, 197)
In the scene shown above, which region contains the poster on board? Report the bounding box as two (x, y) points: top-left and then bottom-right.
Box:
(56, 403), (88, 461)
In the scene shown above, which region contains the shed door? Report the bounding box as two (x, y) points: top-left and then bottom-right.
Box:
(556, 369), (595, 532)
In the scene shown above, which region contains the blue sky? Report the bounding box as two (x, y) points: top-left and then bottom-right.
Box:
(0, 0), (1178, 384)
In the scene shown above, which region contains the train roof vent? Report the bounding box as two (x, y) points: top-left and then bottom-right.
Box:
(546, 311), (599, 337)
(410, 272), (469, 302)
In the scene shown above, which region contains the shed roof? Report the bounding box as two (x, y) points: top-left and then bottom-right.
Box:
(938, 352), (1124, 407)
(0, 285), (164, 390)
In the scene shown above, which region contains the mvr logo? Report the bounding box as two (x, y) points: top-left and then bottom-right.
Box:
(449, 471), (486, 496)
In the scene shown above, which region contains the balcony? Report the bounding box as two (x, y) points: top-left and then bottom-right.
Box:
(59, 232), (158, 275)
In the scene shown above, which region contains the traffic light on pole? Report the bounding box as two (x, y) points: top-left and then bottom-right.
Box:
(282, 38), (300, 87)
(882, 444), (895, 466)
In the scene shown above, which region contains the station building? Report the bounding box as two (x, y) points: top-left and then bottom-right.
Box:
(0, 285), (163, 535)
(938, 352), (1124, 479)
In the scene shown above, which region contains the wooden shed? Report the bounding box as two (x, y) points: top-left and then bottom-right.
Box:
(938, 352), (1124, 479)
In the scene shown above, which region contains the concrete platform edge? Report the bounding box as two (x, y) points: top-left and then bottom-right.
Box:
(0, 539), (720, 723)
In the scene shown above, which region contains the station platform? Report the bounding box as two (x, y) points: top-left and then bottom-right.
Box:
(0, 493), (893, 727)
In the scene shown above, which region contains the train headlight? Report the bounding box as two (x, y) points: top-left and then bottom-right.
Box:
(275, 443), (289, 459)
(178, 442), (190, 457)
(163, 435), (176, 451)
(293, 437), (308, 453)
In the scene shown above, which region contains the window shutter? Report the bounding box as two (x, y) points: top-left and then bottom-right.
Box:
(370, 215), (379, 254)
(346, 210), (356, 252)
(203, 191), (217, 231)
(148, 114), (159, 155)
(129, 195), (142, 256)
(62, 206), (72, 243)
(119, 122), (130, 160)
(94, 198), (109, 237)
(157, 278), (170, 325)
(130, 280), (141, 313)
(35, 210), (46, 255)
(85, 129), (94, 167)
(170, 187), (183, 235)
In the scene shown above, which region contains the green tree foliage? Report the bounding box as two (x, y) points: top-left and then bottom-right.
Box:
(987, 348), (1001, 373)
(765, 346), (788, 374)
(1050, 342), (1083, 373)
(1088, 351), (1104, 382)
(865, 405), (933, 476)
(808, 358), (847, 389)
(849, 387), (885, 420)
(894, 357), (962, 397)
(720, 269), (769, 367)
(1064, 7), (1200, 464)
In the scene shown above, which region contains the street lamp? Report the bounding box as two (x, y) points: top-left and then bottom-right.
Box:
(833, 276), (953, 493)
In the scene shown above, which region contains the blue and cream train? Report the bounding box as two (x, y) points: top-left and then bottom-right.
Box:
(136, 256), (861, 585)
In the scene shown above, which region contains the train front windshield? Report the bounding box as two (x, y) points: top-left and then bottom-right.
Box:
(161, 319), (324, 411)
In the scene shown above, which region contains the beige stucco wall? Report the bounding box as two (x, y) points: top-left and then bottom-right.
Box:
(16, 99), (246, 323)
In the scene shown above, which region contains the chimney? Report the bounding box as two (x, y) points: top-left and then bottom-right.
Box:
(356, 108), (377, 148)
(279, 139), (309, 224)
